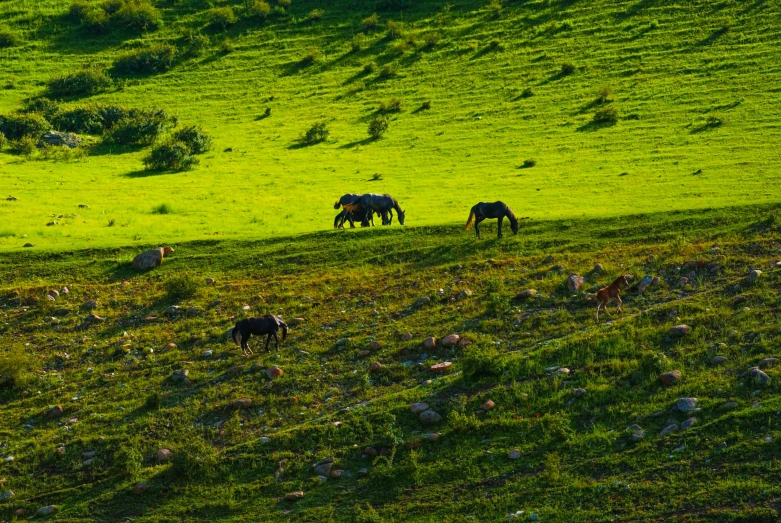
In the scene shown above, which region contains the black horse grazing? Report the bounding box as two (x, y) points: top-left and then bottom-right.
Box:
(357, 193), (405, 226)
(465, 201), (519, 239)
(231, 315), (288, 356)
(333, 193), (384, 228)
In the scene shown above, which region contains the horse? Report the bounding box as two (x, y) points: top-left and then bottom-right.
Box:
(357, 193), (405, 226)
(334, 205), (380, 228)
(588, 274), (631, 321)
(231, 315), (288, 356)
(465, 201), (519, 239)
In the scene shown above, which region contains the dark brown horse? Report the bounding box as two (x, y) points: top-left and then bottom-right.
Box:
(465, 201), (519, 239)
(231, 315), (288, 356)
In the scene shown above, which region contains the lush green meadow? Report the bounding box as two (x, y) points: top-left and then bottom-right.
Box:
(1, 0), (781, 249)
(2, 204), (781, 521)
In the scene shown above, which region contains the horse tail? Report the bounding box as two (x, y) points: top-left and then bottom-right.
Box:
(280, 322), (288, 341)
(231, 326), (240, 346)
(465, 208), (476, 230)
(334, 200), (341, 210)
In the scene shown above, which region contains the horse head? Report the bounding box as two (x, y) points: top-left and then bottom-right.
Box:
(398, 209), (405, 225)
(511, 220), (519, 235)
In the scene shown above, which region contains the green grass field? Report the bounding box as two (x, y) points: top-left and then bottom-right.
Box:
(2, 0), (781, 250)
(2, 0), (781, 521)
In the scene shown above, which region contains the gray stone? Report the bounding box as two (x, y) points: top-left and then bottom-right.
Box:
(669, 325), (691, 337)
(711, 356), (728, 365)
(419, 409), (442, 425)
(660, 424), (679, 437)
(172, 369), (189, 384)
(629, 430), (647, 442)
(457, 289), (473, 300)
(36, 506), (57, 517)
(745, 367), (771, 385)
(759, 357), (778, 368)
(681, 417), (697, 430)
(410, 402), (430, 414)
(676, 397), (698, 412)
(38, 130), (82, 148)
(0, 490), (14, 501)
(515, 289), (537, 300)
(566, 274), (584, 292)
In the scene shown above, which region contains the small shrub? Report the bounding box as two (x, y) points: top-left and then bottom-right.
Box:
(165, 273), (199, 301)
(422, 32), (440, 48)
(220, 39), (235, 54)
(352, 33), (367, 52)
(0, 113), (50, 140)
(649, 19), (659, 30)
(172, 126), (212, 154)
(114, 0), (161, 32)
(21, 98), (61, 120)
(51, 104), (126, 134)
(82, 7), (111, 33)
(362, 13), (379, 32)
(379, 98), (402, 113)
(308, 8), (324, 21)
(209, 7), (237, 29)
(387, 20), (404, 39)
(462, 345), (505, 382)
(69, 0), (92, 22)
(144, 140), (198, 171)
(107, 218), (116, 226)
(521, 86), (534, 98)
(420, 100), (431, 110)
(368, 115), (388, 140)
(488, 0), (502, 18)
(392, 41), (410, 55)
(186, 32), (209, 55)
(522, 158), (536, 168)
(9, 136), (37, 157)
(152, 203), (173, 214)
(171, 437), (220, 478)
(597, 84), (613, 103)
(271, 5), (286, 17)
(47, 68), (113, 97)
(378, 64), (397, 78)
(560, 61), (576, 76)
(301, 48), (323, 65)
(0, 132), (6, 151)
(0, 347), (32, 388)
(593, 105), (619, 123)
(488, 39), (505, 51)
(113, 43), (177, 75)
(247, 0), (271, 18)
(113, 445), (143, 479)
(104, 112), (170, 145)
(372, 172), (383, 181)
(277, 0), (291, 7)
(543, 452), (562, 485)
(0, 30), (20, 49)
(298, 121), (329, 145)
(363, 61), (378, 74)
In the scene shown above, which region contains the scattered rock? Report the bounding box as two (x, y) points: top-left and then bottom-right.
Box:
(410, 402), (430, 414)
(430, 362), (452, 374)
(368, 362), (382, 372)
(457, 289), (473, 300)
(364, 447), (378, 456)
(132, 248), (166, 271)
(38, 130), (82, 148)
(457, 338), (471, 349)
(233, 398), (253, 408)
(566, 274), (584, 292)
(508, 449), (521, 460)
(629, 429), (647, 442)
(266, 366), (284, 379)
(14, 509), (24, 516)
(166, 305), (180, 315)
(681, 417), (697, 430)
(482, 399), (495, 411)
(289, 317), (305, 327)
(721, 401), (739, 411)
(413, 296), (431, 308)
(82, 300), (98, 310)
(134, 482), (148, 494)
(423, 433), (441, 442)
(358, 350), (371, 357)
(669, 325), (691, 337)
(659, 370), (682, 386)
(676, 397), (698, 412)
(515, 289), (537, 300)
(745, 367), (771, 385)
(419, 409), (442, 425)
(368, 341), (383, 350)
(759, 357), (778, 368)
(46, 405), (64, 419)
(593, 263), (604, 273)
(36, 506), (57, 517)
(172, 369), (189, 384)
(201, 349), (213, 357)
(0, 490), (14, 501)
(572, 388), (587, 397)
(285, 491), (304, 501)
(47, 289), (60, 299)
(157, 449), (172, 461)
(423, 337), (437, 350)
(313, 459), (333, 476)
(711, 356), (728, 365)
(745, 269), (762, 283)
(441, 334), (460, 347)
(401, 332), (413, 341)
(660, 424), (679, 437)
(329, 469), (343, 478)
(205, 277), (215, 285)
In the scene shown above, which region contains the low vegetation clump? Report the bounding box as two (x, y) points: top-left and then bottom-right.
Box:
(361, 12), (379, 32)
(0, 132), (6, 151)
(103, 111), (172, 146)
(208, 7), (238, 29)
(351, 33), (367, 52)
(164, 273), (200, 301)
(300, 48), (323, 66)
(172, 126), (212, 154)
(378, 98), (403, 114)
(143, 140), (198, 171)
(69, 0), (161, 34)
(522, 158), (537, 168)
(597, 84), (614, 103)
(185, 32), (210, 56)
(560, 61), (576, 75)
(593, 105), (619, 123)
(246, 0), (272, 19)
(47, 68), (113, 97)
(521, 86), (534, 98)
(0, 112), (50, 140)
(378, 64), (397, 78)
(21, 98), (61, 121)
(113, 43), (177, 75)
(308, 8), (324, 21)
(9, 136), (37, 156)
(0, 29), (20, 48)
(368, 114), (389, 139)
(422, 31), (441, 48)
(298, 121), (330, 145)
(0, 347), (32, 388)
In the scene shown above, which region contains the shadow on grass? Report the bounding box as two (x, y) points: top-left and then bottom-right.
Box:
(576, 120), (617, 132)
(338, 137), (375, 149)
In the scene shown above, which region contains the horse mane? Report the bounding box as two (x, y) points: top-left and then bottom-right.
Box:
(392, 197), (404, 215)
(505, 205), (518, 227)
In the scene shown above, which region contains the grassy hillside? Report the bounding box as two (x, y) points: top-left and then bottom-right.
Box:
(1, 204), (781, 521)
(1, 0), (781, 249)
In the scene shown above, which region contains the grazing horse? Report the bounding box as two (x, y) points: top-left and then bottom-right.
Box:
(465, 201), (519, 239)
(231, 315), (288, 356)
(333, 194), (385, 228)
(590, 275), (631, 321)
(357, 193), (405, 226)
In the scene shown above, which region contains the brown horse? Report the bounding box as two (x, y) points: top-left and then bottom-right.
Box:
(590, 275), (631, 321)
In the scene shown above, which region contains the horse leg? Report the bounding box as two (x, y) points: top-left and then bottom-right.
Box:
(616, 295), (623, 314)
(595, 302), (601, 321)
(273, 331), (279, 350)
(475, 217), (485, 239)
(241, 333), (252, 356)
(497, 217), (503, 238)
(265, 333), (273, 351)
(387, 209), (393, 225)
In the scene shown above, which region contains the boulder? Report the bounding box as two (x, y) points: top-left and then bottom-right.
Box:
(156, 449), (172, 461)
(266, 366), (284, 379)
(681, 417), (697, 430)
(659, 370), (681, 386)
(457, 289), (473, 300)
(659, 424), (679, 437)
(368, 341), (383, 350)
(669, 325), (691, 337)
(566, 274), (584, 292)
(233, 398), (253, 408)
(38, 130), (82, 149)
(368, 362), (382, 372)
(508, 449), (521, 460)
(457, 338), (471, 349)
(419, 409), (442, 424)
(410, 402), (430, 414)
(441, 334), (460, 348)
(430, 362), (452, 374)
(676, 397), (698, 412)
(745, 269), (762, 283)
(515, 289), (537, 300)
(0, 490), (13, 501)
(172, 369), (189, 384)
(745, 366), (771, 385)
(482, 399), (495, 411)
(36, 506), (57, 517)
(423, 337), (437, 350)
(285, 491), (304, 501)
(132, 248), (165, 271)
(711, 356), (728, 365)
(759, 357), (778, 368)
(401, 332), (413, 341)
(82, 300), (98, 310)
(46, 405), (64, 419)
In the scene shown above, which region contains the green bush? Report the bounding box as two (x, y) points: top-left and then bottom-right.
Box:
(103, 113), (169, 145)
(362, 13), (379, 32)
(0, 113), (50, 140)
(0, 347), (32, 388)
(593, 105), (619, 123)
(378, 64), (397, 78)
(422, 32), (440, 48)
(387, 20), (404, 39)
(379, 98), (402, 113)
(597, 84), (613, 103)
(368, 115), (388, 140)
(308, 8), (324, 21)
(113, 445), (143, 479)
(152, 203), (173, 214)
(70, 0), (160, 34)
(247, 0), (271, 18)
(420, 100), (431, 110)
(52, 104), (121, 135)
(363, 61), (378, 74)
(47, 68), (113, 97)
(208, 7), (237, 29)
(461, 345), (506, 382)
(352, 33), (367, 52)
(560, 61), (576, 76)
(171, 437), (220, 478)
(298, 121), (329, 145)
(0, 132), (6, 151)
(113, 0), (161, 32)
(164, 273), (200, 300)
(521, 86), (534, 98)
(300, 48), (322, 65)
(144, 140), (198, 171)
(21, 98), (61, 121)
(0, 30), (20, 49)
(172, 126), (212, 154)
(186, 32), (210, 56)
(113, 43), (177, 75)
(522, 158), (536, 168)
(278, 0), (291, 8)
(9, 136), (37, 156)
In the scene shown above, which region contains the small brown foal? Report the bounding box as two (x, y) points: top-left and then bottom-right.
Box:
(593, 274), (631, 321)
